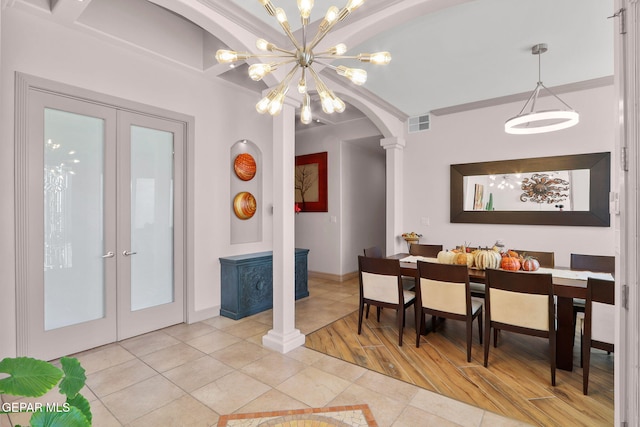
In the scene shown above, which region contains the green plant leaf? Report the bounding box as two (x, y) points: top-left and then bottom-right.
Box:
(58, 357), (86, 399)
(0, 357), (63, 397)
(67, 393), (92, 424)
(29, 406), (90, 427)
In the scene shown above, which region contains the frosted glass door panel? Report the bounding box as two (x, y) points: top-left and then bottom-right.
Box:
(44, 108), (105, 330)
(130, 125), (174, 311)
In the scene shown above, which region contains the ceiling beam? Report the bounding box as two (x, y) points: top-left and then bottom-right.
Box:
(430, 76), (614, 116)
(50, 0), (93, 24)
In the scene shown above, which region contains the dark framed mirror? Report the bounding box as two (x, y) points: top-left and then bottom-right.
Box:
(450, 152), (610, 226)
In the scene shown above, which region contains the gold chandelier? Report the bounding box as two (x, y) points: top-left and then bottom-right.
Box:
(215, 0), (391, 124)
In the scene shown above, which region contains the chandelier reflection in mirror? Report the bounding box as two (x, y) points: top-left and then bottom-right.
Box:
(215, 0), (391, 124)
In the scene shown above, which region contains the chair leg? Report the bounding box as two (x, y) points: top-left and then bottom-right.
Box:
(493, 328), (498, 348)
(358, 302), (364, 335)
(483, 326), (490, 367)
(477, 308), (483, 345)
(377, 306), (381, 322)
(416, 309), (422, 348)
(431, 315), (437, 333)
(398, 307), (404, 346)
(466, 320), (472, 363)
(583, 341), (591, 395)
(365, 303), (370, 319)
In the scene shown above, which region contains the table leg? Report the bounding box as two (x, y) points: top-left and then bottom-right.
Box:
(556, 296), (574, 371)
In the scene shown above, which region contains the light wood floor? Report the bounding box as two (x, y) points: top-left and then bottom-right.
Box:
(305, 292), (614, 427)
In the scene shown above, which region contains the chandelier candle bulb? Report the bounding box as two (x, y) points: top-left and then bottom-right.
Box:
(256, 38), (274, 51)
(358, 52), (392, 64)
(215, 50), (250, 63)
(297, 0), (314, 22)
(249, 63), (274, 81)
(301, 93), (312, 124)
(336, 66), (367, 85)
(259, 0), (276, 16)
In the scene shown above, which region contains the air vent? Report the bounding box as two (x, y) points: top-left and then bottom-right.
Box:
(408, 114), (430, 133)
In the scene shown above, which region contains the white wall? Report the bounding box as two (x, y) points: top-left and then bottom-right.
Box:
(402, 84), (616, 267)
(0, 7), (274, 358)
(294, 118), (382, 276)
(341, 139), (386, 274)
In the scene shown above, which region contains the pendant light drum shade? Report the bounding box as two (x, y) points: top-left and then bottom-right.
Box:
(505, 109), (580, 135)
(505, 44), (579, 135)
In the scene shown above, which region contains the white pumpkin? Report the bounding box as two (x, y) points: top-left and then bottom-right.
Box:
(436, 250), (456, 264)
(474, 250), (502, 270)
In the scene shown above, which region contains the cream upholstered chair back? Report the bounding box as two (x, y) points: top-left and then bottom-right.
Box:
(357, 256), (415, 346)
(484, 268), (556, 386)
(591, 302), (615, 344)
(415, 261), (482, 362)
(361, 271), (400, 304)
(420, 277), (466, 315)
(489, 288), (549, 331)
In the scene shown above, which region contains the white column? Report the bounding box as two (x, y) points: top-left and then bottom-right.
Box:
(381, 137), (405, 256)
(263, 96), (305, 353)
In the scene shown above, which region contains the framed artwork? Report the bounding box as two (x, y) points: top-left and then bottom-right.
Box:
(295, 152), (328, 212)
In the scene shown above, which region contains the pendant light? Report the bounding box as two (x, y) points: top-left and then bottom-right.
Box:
(505, 43), (579, 135)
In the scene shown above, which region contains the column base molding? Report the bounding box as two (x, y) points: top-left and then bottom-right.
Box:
(262, 329), (305, 353)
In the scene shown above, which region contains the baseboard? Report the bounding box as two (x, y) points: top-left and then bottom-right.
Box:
(188, 305), (220, 324)
(308, 270), (358, 283)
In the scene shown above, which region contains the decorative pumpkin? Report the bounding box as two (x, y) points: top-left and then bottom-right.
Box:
(454, 252), (474, 267)
(500, 255), (521, 271)
(521, 256), (540, 271)
(474, 249), (502, 270)
(436, 250), (456, 265)
(506, 249), (519, 258)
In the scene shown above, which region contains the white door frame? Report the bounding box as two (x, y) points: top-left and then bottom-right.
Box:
(14, 72), (195, 359)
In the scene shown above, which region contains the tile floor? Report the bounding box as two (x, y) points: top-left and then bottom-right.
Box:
(1, 277), (531, 427)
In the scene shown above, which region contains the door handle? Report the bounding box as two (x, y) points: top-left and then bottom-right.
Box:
(123, 250), (137, 256)
(101, 251), (115, 258)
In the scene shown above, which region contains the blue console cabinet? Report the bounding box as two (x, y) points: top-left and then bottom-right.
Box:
(219, 248), (310, 320)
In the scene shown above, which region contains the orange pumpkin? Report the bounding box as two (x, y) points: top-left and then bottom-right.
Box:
(506, 249), (519, 258)
(500, 255), (521, 271)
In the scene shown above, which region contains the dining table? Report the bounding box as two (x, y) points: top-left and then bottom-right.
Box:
(388, 253), (614, 371)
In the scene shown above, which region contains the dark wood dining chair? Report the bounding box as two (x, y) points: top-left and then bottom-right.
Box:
(357, 256), (416, 346)
(409, 243), (443, 257)
(416, 261), (482, 362)
(571, 254), (615, 274)
(484, 268), (556, 386)
(581, 278), (615, 395)
(571, 253), (615, 343)
(363, 246), (383, 258)
(511, 249), (555, 268)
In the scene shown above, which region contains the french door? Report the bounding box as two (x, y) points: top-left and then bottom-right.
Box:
(23, 90), (185, 360)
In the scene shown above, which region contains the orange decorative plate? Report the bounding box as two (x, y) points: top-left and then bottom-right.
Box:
(234, 153), (256, 181)
(233, 191), (257, 220)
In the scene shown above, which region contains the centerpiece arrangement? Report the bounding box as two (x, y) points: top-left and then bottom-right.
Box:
(401, 232), (422, 251)
(436, 245), (540, 271)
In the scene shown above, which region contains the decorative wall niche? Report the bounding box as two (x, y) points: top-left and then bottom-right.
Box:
(230, 140), (262, 244)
